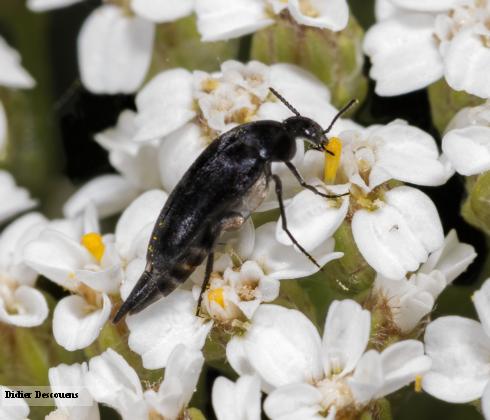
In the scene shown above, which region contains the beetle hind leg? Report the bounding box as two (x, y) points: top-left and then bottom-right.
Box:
(196, 252), (214, 317)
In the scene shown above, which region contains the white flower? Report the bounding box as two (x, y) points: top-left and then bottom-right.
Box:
(364, 0), (490, 98)
(372, 229), (476, 333)
(85, 345), (203, 420)
(227, 301), (431, 418)
(0, 212), (49, 327)
(78, 4), (155, 94)
(0, 170), (38, 226)
(193, 218), (342, 323)
(48, 362), (100, 420)
(0, 386), (30, 420)
(212, 375), (262, 420)
(195, 0), (349, 42)
(442, 100), (490, 175)
(423, 277), (490, 414)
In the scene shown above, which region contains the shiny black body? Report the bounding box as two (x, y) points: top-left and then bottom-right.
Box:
(113, 90), (354, 323)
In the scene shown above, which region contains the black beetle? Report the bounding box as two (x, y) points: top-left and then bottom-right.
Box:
(113, 88), (355, 322)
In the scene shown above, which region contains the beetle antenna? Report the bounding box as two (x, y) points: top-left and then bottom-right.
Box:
(269, 87), (301, 117)
(323, 99), (358, 134)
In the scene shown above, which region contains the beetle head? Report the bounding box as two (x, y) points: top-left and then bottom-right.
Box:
(283, 116), (328, 150)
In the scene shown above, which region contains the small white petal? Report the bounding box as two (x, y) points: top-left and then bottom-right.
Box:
(53, 294), (112, 351)
(63, 174), (140, 219)
(76, 263), (123, 295)
(323, 300), (371, 377)
(86, 348), (148, 420)
(115, 189), (167, 260)
(78, 5), (155, 94)
(364, 14), (444, 96)
(391, 0), (467, 11)
(288, 0), (349, 31)
(377, 340), (431, 397)
(212, 375), (261, 420)
(0, 285), (48, 327)
(482, 381), (490, 420)
(134, 69), (195, 141)
(375, 0), (401, 21)
(276, 188), (348, 252)
(0, 386), (30, 420)
(132, 0), (194, 23)
(442, 126), (490, 175)
(0, 36), (35, 88)
(348, 350), (383, 404)
(264, 383), (323, 420)
(236, 304), (323, 390)
(49, 362), (100, 419)
(27, 0), (83, 11)
(126, 290), (212, 369)
(195, 0), (273, 42)
(0, 101), (6, 155)
(423, 316), (490, 402)
(352, 186), (443, 279)
(158, 123), (207, 192)
(473, 279), (490, 339)
(253, 222), (343, 280)
(146, 344), (204, 419)
(444, 29), (490, 98)
(0, 170), (37, 224)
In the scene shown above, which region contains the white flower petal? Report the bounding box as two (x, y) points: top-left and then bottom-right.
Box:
(0, 36), (35, 88)
(364, 14), (443, 96)
(158, 123), (207, 191)
(473, 279), (490, 339)
(23, 229), (90, 290)
(236, 304), (323, 390)
(444, 29), (490, 98)
(132, 0), (194, 23)
(78, 4), (155, 94)
(276, 188), (348, 252)
(134, 69), (195, 141)
(53, 294), (111, 351)
(0, 101), (6, 155)
(442, 126), (490, 175)
(126, 290), (212, 369)
(391, 0), (467, 11)
(322, 300), (371, 377)
(352, 186), (443, 279)
(63, 174), (140, 218)
(375, 0), (401, 21)
(86, 348), (148, 420)
(288, 0), (349, 31)
(27, 0), (83, 11)
(377, 339), (431, 397)
(372, 121), (453, 187)
(49, 362), (100, 420)
(0, 386), (30, 420)
(76, 264), (123, 295)
(0, 285), (48, 327)
(423, 316), (490, 402)
(146, 344), (204, 419)
(0, 170), (37, 224)
(195, 0), (273, 42)
(115, 189), (167, 259)
(264, 383), (323, 420)
(253, 222), (343, 280)
(482, 381), (490, 420)
(212, 375), (261, 420)
(420, 229), (476, 283)
(348, 350), (383, 404)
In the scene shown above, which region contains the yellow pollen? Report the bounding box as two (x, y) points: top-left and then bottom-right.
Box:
(324, 137), (342, 184)
(201, 78), (219, 93)
(81, 232), (105, 263)
(208, 288), (225, 309)
(415, 375), (423, 393)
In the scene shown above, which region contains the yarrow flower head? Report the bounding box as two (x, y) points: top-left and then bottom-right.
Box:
(226, 300), (431, 419)
(365, 0), (490, 98)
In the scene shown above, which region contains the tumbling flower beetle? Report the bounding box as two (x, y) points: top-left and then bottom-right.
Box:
(113, 89), (356, 322)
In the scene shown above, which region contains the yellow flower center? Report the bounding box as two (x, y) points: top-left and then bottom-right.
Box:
(299, 0), (320, 17)
(81, 232), (105, 263)
(208, 288), (225, 308)
(415, 375), (423, 393)
(324, 137), (342, 184)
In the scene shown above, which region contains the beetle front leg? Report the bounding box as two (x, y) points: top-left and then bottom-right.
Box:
(196, 252), (214, 317)
(285, 161), (349, 199)
(271, 174), (323, 271)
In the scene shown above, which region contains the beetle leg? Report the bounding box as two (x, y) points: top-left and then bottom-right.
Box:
(285, 161), (349, 199)
(196, 252), (215, 317)
(271, 173), (323, 271)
